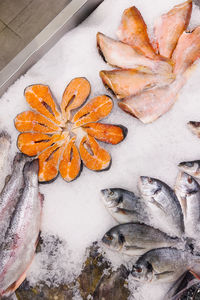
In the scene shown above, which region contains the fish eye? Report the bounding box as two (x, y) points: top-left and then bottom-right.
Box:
(148, 177), (153, 184)
(106, 234), (113, 241)
(109, 190), (114, 196)
(136, 267), (142, 273)
(187, 176), (193, 184)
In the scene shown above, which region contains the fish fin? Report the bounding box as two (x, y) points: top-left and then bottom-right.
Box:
(2, 270), (27, 297)
(4, 174), (11, 185)
(116, 208), (139, 216)
(124, 245), (145, 250)
(189, 269), (200, 280)
(154, 270), (174, 280)
(38, 192), (44, 205)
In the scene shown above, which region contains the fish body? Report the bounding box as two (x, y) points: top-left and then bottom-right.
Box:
(175, 172), (200, 239)
(154, 0), (192, 58)
(131, 247), (197, 283)
(117, 6), (156, 59)
(0, 153), (30, 242)
(0, 132), (11, 191)
(0, 159), (42, 297)
(100, 69), (175, 99)
(101, 188), (149, 224)
(102, 223), (182, 256)
(118, 75), (186, 123)
(138, 176), (184, 237)
(97, 32), (173, 75)
(172, 26), (200, 74)
(178, 160), (200, 180)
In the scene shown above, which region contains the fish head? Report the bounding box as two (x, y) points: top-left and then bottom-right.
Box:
(101, 188), (123, 208)
(178, 161), (199, 175)
(176, 172), (199, 194)
(102, 228), (125, 251)
(138, 176), (161, 197)
(131, 261), (153, 282)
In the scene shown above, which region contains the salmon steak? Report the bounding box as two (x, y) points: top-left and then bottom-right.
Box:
(15, 78), (127, 183)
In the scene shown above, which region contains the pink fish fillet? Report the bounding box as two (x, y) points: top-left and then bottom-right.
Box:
(97, 32), (173, 74)
(154, 0), (192, 58)
(118, 74), (186, 124)
(172, 26), (200, 74)
(117, 6), (157, 59)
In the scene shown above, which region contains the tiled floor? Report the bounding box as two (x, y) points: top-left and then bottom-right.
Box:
(0, 0), (71, 71)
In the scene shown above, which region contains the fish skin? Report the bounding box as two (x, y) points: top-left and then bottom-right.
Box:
(175, 172), (200, 239)
(117, 6), (157, 59)
(101, 188), (150, 224)
(172, 26), (200, 74)
(100, 69), (175, 99)
(0, 159), (42, 297)
(118, 74), (186, 123)
(131, 247), (198, 283)
(0, 132), (11, 192)
(188, 121), (200, 138)
(178, 160), (200, 180)
(138, 176), (184, 237)
(0, 153), (31, 242)
(154, 0), (192, 58)
(97, 32), (173, 75)
(102, 223), (183, 256)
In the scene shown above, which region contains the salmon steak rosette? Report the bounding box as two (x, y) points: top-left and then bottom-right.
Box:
(15, 78), (127, 183)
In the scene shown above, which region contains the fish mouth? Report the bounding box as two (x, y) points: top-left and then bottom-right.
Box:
(100, 189), (117, 208)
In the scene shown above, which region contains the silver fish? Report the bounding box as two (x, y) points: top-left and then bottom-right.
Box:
(101, 188), (149, 224)
(96, 32), (173, 75)
(188, 121), (200, 138)
(175, 172), (200, 239)
(131, 247), (198, 283)
(178, 160), (200, 179)
(0, 131), (11, 191)
(138, 176), (184, 237)
(0, 153), (30, 242)
(0, 159), (42, 297)
(102, 223), (183, 256)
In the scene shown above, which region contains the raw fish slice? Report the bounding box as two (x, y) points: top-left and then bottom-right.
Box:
(118, 75), (186, 124)
(38, 141), (65, 183)
(154, 0), (192, 58)
(72, 95), (113, 128)
(15, 111), (61, 134)
(172, 27), (200, 74)
(82, 122), (127, 145)
(25, 85), (63, 126)
(100, 69), (175, 99)
(117, 6), (156, 59)
(61, 77), (91, 121)
(59, 137), (81, 182)
(188, 121), (200, 138)
(97, 32), (173, 74)
(79, 135), (111, 171)
(17, 132), (65, 156)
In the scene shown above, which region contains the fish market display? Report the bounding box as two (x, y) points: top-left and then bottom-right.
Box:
(0, 131), (11, 191)
(15, 78), (127, 183)
(102, 223), (183, 256)
(131, 247), (199, 283)
(0, 159), (42, 297)
(98, 0), (200, 123)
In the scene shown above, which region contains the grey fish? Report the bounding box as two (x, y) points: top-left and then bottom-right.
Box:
(131, 247), (199, 283)
(175, 172), (200, 239)
(188, 121), (200, 138)
(138, 176), (184, 237)
(0, 131), (11, 191)
(0, 159), (42, 297)
(101, 188), (149, 224)
(178, 160), (200, 179)
(0, 153), (31, 242)
(102, 223), (183, 256)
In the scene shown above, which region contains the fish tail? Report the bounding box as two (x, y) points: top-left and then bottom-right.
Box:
(23, 159), (39, 181)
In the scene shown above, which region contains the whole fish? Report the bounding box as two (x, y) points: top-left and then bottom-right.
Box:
(97, 32), (173, 75)
(154, 0), (192, 58)
(100, 69), (175, 99)
(188, 121), (200, 138)
(178, 160), (200, 179)
(172, 26), (200, 74)
(101, 188), (150, 224)
(0, 153), (30, 241)
(131, 247), (199, 283)
(102, 223), (183, 256)
(175, 172), (200, 239)
(138, 176), (184, 237)
(118, 75), (186, 124)
(117, 6), (157, 59)
(0, 131), (11, 191)
(0, 159), (42, 297)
